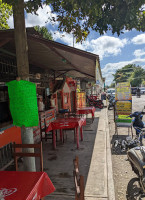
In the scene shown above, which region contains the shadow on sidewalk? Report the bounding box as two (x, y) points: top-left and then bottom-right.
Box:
(38, 117), (99, 200)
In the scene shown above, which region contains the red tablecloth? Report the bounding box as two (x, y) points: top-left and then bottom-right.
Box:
(46, 117), (86, 149)
(0, 171), (55, 200)
(76, 106), (96, 118)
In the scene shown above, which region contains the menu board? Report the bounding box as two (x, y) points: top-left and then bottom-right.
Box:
(115, 82), (132, 116)
(115, 82), (132, 101)
(116, 101), (132, 115)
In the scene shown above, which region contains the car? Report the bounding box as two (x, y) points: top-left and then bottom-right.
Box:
(131, 87), (137, 95)
(140, 87), (145, 94)
(106, 88), (115, 99)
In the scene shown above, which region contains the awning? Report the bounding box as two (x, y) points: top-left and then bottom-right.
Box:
(0, 28), (102, 81)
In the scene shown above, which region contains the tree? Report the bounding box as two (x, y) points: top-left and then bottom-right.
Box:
(142, 80), (145, 87)
(0, 0), (12, 29)
(113, 64), (145, 87)
(34, 26), (53, 40)
(110, 82), (115, 88)
(113, 64), (136, 83)
(13, 0), (36, 171)
(2, 0), (145, 171)
(129, 67), (145, 87)
(3, 0), (145, 42)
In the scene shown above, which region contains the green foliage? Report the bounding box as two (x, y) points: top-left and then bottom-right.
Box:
(34, 26), (53, 40)
(142, 80), (145, 87)
(113, 64), (136, 83)
(110, 82), (115, 88)
(0, 0), (12, 29)
(2, 0), (145, 42)
(129, 67), (145, 87)
(113, 64), (145, 87)
(46, 0), (145, 42)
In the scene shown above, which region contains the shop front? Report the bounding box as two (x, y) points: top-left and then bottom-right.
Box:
(0, 76), (56, 147)
(50, 77), (76, 113)
(0, 28), (102, 148)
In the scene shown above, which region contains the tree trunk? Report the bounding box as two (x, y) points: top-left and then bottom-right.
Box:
(13, 0), (36, 171)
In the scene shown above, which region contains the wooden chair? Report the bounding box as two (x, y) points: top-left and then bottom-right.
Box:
(73, 156), (84, 200)
(0, 142), (13, 171)
(39, 112), (57, 142)
(13, 142), (43, 172)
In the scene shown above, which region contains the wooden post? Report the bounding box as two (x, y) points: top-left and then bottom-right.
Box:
(13, 0), (36, 171)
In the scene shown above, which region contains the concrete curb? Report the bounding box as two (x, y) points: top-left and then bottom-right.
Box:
(105, 108), (115, 200)
(85, 107), (115, 200)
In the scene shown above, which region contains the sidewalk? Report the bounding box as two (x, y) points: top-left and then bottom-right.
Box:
(43, 110), (99, 200)
(42, 107), (115, 200)
(85, 107), (115, 200)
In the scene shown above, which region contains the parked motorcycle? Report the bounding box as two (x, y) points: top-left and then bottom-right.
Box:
(114, 127), (144, 153)
(114, 110), (145, 197)
(130, 111), (145, 137)
(87, 95), (104, 109)
(114, 110), (145, 150)
(137, 88), (141, 98)
(127, 144), (145, 196)
(108, 96), (115, 110)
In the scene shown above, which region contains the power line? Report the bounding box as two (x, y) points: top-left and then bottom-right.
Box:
(113, 67), (145, 72)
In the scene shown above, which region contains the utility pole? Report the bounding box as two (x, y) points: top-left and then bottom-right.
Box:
(13, 0), (36, 171)
(73, 33), (74, 47)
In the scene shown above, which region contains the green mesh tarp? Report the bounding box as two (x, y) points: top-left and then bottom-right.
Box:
(6, 80), (39, 127)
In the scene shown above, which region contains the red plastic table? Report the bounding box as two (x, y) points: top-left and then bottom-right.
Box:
(76, 106), (96, 118)
(0, 171), (55, 200)
(46, 117), (86, 149)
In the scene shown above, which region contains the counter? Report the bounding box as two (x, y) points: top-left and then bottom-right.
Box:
(0, 109), (56, 148)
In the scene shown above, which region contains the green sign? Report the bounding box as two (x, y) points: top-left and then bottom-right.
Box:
(6, 80), (39, 127)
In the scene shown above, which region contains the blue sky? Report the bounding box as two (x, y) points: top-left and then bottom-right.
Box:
(8, 4), (145, 86)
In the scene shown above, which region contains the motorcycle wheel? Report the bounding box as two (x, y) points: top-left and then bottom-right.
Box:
(126, 177), (142, 200)
(89, 102), (94, 106)
(98, 103), (104, 109)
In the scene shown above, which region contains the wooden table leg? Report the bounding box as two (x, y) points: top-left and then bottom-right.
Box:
(80, 126), (83, 141)
(92, 114), (94, 123)
(53, 130), (56, 149)
(92, 111), (94, 118)
(76, 127), (79, 149)
(74, 128), (76, 143)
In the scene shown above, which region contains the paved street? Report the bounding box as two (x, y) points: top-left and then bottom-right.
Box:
(108, 94), (145, 200)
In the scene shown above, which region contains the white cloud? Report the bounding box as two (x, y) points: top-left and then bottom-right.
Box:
(8, 16), (13, 28)
(132, 33), (145, 45)
(8, 6), (128, 62)
(102, 58), (145, 85)
(134, 49), (145, 58)
(140, 4), (145, 11)
(88, 36), (128, 60)
(26, 5), (58, 27)
(52, 35), (128, 60)
(51, 31), (89, 51)
(8, 5), (58, 28)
